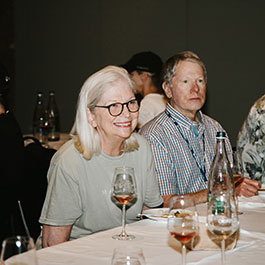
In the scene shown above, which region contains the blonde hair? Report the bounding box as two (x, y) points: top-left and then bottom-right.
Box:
(70, 65), (139, 159)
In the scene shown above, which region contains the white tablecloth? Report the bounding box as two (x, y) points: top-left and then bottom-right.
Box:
(7, 194), (265, 265)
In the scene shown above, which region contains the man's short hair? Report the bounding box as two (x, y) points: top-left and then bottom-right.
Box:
(162, 51), (207, 86)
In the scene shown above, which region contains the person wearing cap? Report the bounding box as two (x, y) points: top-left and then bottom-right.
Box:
(140, 51), (260, 206)
(121, 51), (167, 128)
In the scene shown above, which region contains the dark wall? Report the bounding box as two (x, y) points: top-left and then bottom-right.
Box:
(13, 0), (265, 146)
(0, 0), (15, 108)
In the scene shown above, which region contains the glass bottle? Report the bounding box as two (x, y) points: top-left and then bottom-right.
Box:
(46, 91), (60, 141)
(32, 91), (48, 145)
(207, 132), (235, 204)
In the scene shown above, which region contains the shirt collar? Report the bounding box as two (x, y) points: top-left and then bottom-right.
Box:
(166, 103), (205, 135)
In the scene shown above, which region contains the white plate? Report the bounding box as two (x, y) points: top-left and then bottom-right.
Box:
(142, 208), (169, 221)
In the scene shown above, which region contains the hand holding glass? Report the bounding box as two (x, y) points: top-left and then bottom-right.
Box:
(167, 195), (199, 265)
(112, 167), (137, 240)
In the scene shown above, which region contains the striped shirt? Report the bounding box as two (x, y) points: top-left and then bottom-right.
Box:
(139, 103), (232, 195)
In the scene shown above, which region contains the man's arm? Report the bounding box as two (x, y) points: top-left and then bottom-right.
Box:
(161, 178), (261, 207)
(42, 224), (72, 248)
(162, 189), (207, 208)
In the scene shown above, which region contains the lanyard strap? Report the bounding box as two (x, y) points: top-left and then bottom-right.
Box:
(166, 110), (207, 183)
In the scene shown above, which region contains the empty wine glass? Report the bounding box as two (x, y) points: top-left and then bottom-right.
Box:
(112, 166), (137, 240)
(0, 235), (38, 265)
(206, 191), (240, 265)
(167, 195), (199, 265)
(111, 246), (146, 265)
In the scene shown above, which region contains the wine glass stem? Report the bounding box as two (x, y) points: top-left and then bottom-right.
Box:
(181, 244), (186, 265)
(120, 203), (126, 237)
(221, 239), (225, 265)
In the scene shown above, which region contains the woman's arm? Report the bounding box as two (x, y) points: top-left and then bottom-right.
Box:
(42, 224), (72, 248)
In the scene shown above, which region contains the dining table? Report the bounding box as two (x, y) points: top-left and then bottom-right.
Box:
(24, 133), (71, 150)
(6, 193), (265, 265)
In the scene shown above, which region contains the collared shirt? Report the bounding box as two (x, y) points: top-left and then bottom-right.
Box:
(139, 103), (233, 195)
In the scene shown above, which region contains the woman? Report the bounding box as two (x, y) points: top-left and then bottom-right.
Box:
(39, 66), (163, 247)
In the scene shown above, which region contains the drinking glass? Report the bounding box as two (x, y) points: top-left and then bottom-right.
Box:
(0, 235), (38, 265)
(111, 246), (146, 265)
(167, 195), (199, 265)
(231, 149), (243, 184)
(112, 167), (137, 240)
(206, 191), (240, 265)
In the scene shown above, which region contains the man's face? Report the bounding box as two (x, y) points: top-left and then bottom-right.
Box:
(130, 70), (144, 95)
(163, 60), (206, 121)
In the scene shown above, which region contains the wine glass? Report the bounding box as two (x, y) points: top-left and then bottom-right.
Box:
(0, 235), (38, 265)
(111, 246), (146, 265)
(112, 166), (137, 240)
(167, 195), (199, 265)
(231, 149), (243, 184)
(206, 191), (240, 265)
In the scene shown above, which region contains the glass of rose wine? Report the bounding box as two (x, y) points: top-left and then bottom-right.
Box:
(167, 195), (199, 265)
(112, 166), (137, 240)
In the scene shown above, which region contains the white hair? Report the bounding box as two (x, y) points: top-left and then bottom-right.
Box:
(70, 65), (139, 159)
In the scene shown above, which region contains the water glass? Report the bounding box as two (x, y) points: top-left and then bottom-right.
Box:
(0, 236), (38, 264)
(111, 246), (146, 265)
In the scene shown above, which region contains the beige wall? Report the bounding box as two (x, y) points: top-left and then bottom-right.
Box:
(14, 0), (265, 146)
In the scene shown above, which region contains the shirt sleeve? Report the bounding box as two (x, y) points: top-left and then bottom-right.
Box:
(39, 161), (82, 226)
(144, 134), (177, 196)
(136, 135), (163, 208)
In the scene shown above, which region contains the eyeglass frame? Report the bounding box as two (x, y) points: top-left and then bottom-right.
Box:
(94, 99), (139, 117)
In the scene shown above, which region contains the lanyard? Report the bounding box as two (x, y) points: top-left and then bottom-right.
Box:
(166, 110), (207, 183)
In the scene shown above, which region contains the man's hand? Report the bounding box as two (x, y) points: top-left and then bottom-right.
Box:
(235, 177), (261, 197)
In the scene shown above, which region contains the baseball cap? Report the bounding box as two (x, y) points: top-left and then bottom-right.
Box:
(121, 51), (163, 75)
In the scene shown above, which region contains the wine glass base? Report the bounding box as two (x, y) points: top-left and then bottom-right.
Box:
(112, 234), (135, 240)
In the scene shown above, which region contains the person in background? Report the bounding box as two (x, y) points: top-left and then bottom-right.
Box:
(121, 51), (167, 128)
(140, 51), (260, 207)
(236, 94), (265, 183)
(39, 65), (163, 247)
(0, 63), (25, 248)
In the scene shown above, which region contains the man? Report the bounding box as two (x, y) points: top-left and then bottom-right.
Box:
(140, 51), (260, 206)
(236, 94), (265, 183)
(121, 51), (167, 128)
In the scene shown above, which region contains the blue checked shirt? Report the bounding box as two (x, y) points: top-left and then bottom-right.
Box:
(139, 104), (233, 195)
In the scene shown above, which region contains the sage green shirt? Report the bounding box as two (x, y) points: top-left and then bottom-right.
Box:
(39, 133), (163, 240)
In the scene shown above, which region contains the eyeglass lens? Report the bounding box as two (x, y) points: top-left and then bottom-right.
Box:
(109, 100), (139, 116)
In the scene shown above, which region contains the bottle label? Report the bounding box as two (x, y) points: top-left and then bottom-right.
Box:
(208, 193), (224, 214)
(213, 198), (224, 214)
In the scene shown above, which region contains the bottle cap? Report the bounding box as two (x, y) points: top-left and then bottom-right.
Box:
(216, 131), (226, 138)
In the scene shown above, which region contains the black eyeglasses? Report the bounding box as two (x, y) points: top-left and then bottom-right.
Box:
(95, 99), (139, 117)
